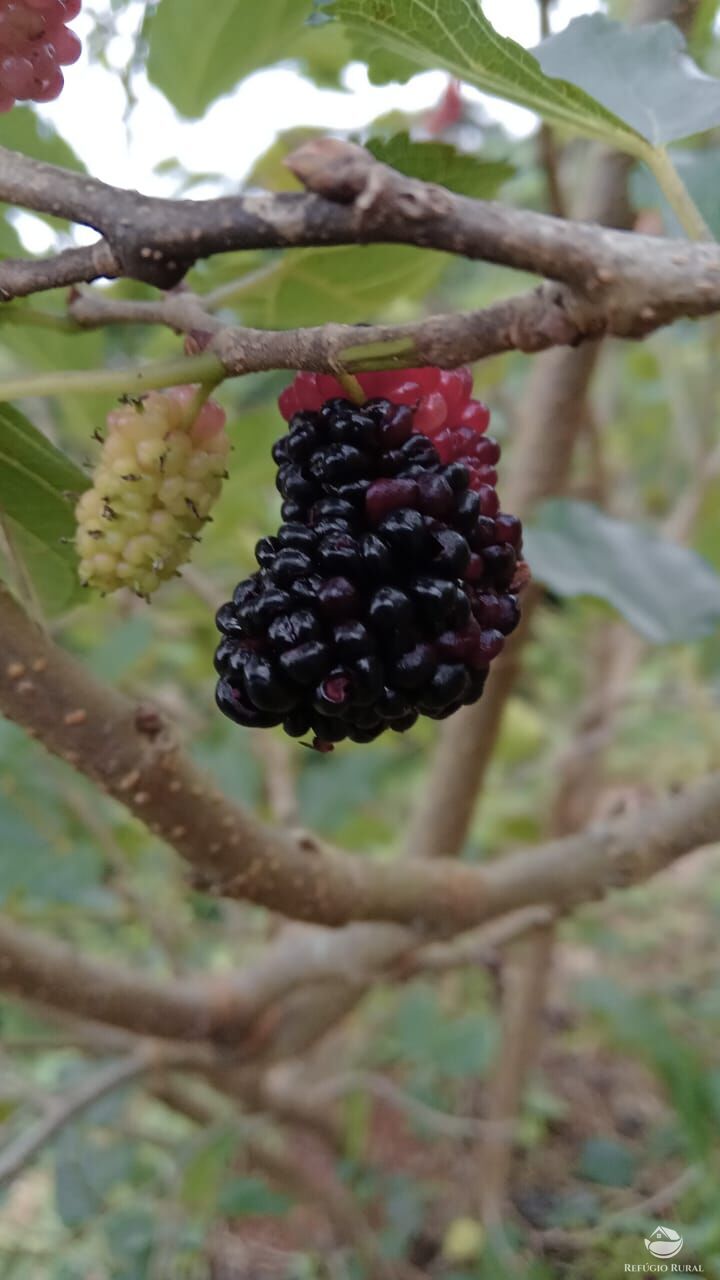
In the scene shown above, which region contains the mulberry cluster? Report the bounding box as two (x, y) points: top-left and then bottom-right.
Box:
(214, 367), (524, 751)
(75, 386), (229, 598)
(0, 0), (81, 111)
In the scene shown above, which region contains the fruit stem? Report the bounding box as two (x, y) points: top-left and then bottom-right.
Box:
(334, 368), (366, 404)
(0, 352), (225, 404)
(181, 375), (224, 430)
(643, 145), (713, 242)
(338, 336), (417, 370)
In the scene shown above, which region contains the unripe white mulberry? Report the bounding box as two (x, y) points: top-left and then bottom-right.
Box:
(75, 386), (229, 597)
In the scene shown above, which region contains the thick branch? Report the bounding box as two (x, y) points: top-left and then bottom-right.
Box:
(0, 913), (346, 1043)
(1, 584), (720, 935)
(0, 915), (221, 1039)
(1, 142), (720, 351)
(480, 921), (556, 1224)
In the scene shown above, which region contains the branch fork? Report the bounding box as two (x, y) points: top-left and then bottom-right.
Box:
(0, 140), (719, 385)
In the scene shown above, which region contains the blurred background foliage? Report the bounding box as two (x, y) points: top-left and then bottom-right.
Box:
(2, 0), (720, 1276)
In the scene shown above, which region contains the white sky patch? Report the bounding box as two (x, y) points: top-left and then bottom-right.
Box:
(15, 0), (603, 253)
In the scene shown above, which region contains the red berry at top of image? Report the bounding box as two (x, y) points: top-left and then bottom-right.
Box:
(0, 0), (82, 111)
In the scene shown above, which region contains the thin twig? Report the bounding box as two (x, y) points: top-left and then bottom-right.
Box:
(251, 732), (299, 827)
(0, 1046), (201, 1186)
(306, 1070), (509, 1139)
(541, 1165), (700, 1248)
(407, 906), (558, 975)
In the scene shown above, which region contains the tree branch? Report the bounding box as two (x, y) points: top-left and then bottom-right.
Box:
(479, 921), (556, 1224)
(3, 275), (680, 401)
(1, 141), (720, 363)
(0, 137), (708, 296)
(244, 1131), (400, 1280)
(68, 280), (588, 369)
(305, 1070), (496, 1139)
(2, 583), (720, 938)
(0, 913), (337, 1043)
(403, 906), (558, 975)
(0, 240), (119, 298)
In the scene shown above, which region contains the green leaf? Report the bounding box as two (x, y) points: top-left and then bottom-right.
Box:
(382, 985), (497, 1080)
(146, 0), (313, 119)
(365, 132), (514, 197)
(82, 616), (155, 683)
(523, 499), (720, 644)
(0, 403), (86, 612)
(0, 322), (110, 439)
(0, 810), (103, 907)
(294, 13), (353, 86)
(0, 108), (86, 249)
(298, 741), (394, 829)
(317, 0), (647, 157)
(577, 1137), (636, 1187)
(213, 244), (449, 328)
(343, 1089), (372, 1162)
(0, 516), (79, 616)
(694, 477), (720, 572)
(578, 977), (717, 1158)
(55, 1128), (134, 1227)
(544, 1190), (599, 1228)
(384, 1176), (425, 1254)
(181, 1131), (236, 1214)
(103, 1208), (155, 1273)
(0, 106), (85, 172)
(219, 1176), (293, 1216)
(535, 15), (720, 146)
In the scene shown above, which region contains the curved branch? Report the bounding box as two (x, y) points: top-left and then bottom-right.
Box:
(305, 1070), (495, 1138)
(2, 272), (711, 404)
(0, 141), (719, 348)
(2, 584), (720, 935)
(0, 913), (332, 1043)
(0, 240), (119, 299)
(0, 915), (218, 1039)
(67, 281), (584, 365)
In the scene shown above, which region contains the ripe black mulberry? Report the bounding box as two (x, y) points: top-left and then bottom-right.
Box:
(214, 367), (526, 750)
